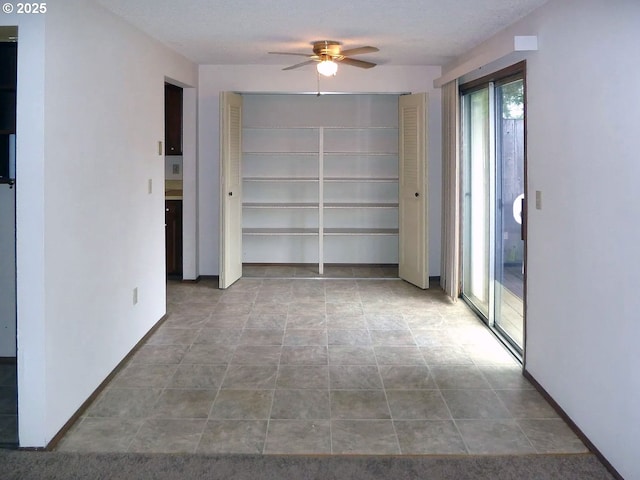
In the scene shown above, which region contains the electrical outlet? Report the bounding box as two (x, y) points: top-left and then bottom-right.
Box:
(133, 287), (138, 305)
(535, 190), (542, 210)
(172, 164), (180, 175)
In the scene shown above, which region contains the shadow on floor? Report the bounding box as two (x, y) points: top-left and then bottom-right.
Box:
(0, 360), (18, 448)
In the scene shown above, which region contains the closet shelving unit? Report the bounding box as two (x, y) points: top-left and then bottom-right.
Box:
(241, 95), (399, 273)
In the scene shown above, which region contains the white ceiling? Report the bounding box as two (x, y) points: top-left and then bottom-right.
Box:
(94, 0), (548, 67)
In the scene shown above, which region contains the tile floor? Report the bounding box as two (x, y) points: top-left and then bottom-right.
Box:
(56, 276), (587, 455)
(0, 362), (18, 447)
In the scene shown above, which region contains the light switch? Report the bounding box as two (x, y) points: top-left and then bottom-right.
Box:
(535, 190), (542, 210)
(158, 141), (163, 155)
(148, 179), (153, 194)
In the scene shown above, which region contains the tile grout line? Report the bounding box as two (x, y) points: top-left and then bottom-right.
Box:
(324, 282), (335, 455)
(261, 284), (288, 454)
(371, 314), (402, 455)
(200, 295), (235, 453)
(169, 294), (219, 454)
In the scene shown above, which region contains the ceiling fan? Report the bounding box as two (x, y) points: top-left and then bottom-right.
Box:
(269, 40), (379, 76)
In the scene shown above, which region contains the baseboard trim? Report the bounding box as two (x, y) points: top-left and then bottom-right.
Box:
(179, 275), (219, 284)
(43, 313), (169, 452)
(0, 357), (17, 365)
(523, 369), (623, 480)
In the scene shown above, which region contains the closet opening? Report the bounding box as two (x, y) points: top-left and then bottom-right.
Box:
(220, 92), (428, 287)
(164, 82), (184, 279)
(0, 26), (18, 448)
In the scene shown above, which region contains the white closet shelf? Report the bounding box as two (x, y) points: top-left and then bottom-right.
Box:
(324, 202), (398, 209)
(324, 126), (398, 130)
(244, 126), (397, 130)
(243, 177), (319, 182)
(324, 228), (398, 236)
(243, 126), (319, 130)
(243, 202), (318, 209)
(243, 228), (319, 236)
(324, 152), (398, 156)
(324, 177), (399, 183)
(243, 151), (319, 155)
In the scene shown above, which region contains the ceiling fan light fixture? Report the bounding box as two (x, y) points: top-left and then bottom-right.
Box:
(270, 41), (377, 74)
(317, 59), (338, 76)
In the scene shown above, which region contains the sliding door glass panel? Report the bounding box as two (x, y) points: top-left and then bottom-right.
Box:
(462, 88), (490, 318)
(494, 79), (524, 349)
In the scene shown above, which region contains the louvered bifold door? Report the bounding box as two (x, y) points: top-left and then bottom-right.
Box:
(219, 92), (243, 289)
(398, 93), (429, 289)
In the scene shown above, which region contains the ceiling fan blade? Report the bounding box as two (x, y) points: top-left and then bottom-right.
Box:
(339, 46), (379, 56)
(340, 57), (377, 69)
(283, 60), (316, 71)
(268, 51), (313, 57)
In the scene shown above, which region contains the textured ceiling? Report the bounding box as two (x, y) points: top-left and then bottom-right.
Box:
(94, 0), (548, 66)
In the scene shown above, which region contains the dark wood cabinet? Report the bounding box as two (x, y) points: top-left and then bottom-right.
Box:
(165, 200), (183, 277)
(164, 83), (183, 156)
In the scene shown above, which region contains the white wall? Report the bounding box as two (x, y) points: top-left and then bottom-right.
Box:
(443, 0), (640, 477)
(13, 0), (197, 446)
(198, 65), (442, 277)
(181, 87), (199, 280)
(0, 11), (47, 448)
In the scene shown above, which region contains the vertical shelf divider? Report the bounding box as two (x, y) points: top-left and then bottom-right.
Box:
(318, 127), (324, 275)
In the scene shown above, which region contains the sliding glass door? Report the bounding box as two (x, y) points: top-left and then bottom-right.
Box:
(461, 66), (525, 356)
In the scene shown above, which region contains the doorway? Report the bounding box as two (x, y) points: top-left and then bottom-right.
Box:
(164, 82), (184, 279)
(219, 92), (429, 289)
(460, 64), (526, 357)
(0, 27), (18, 447)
